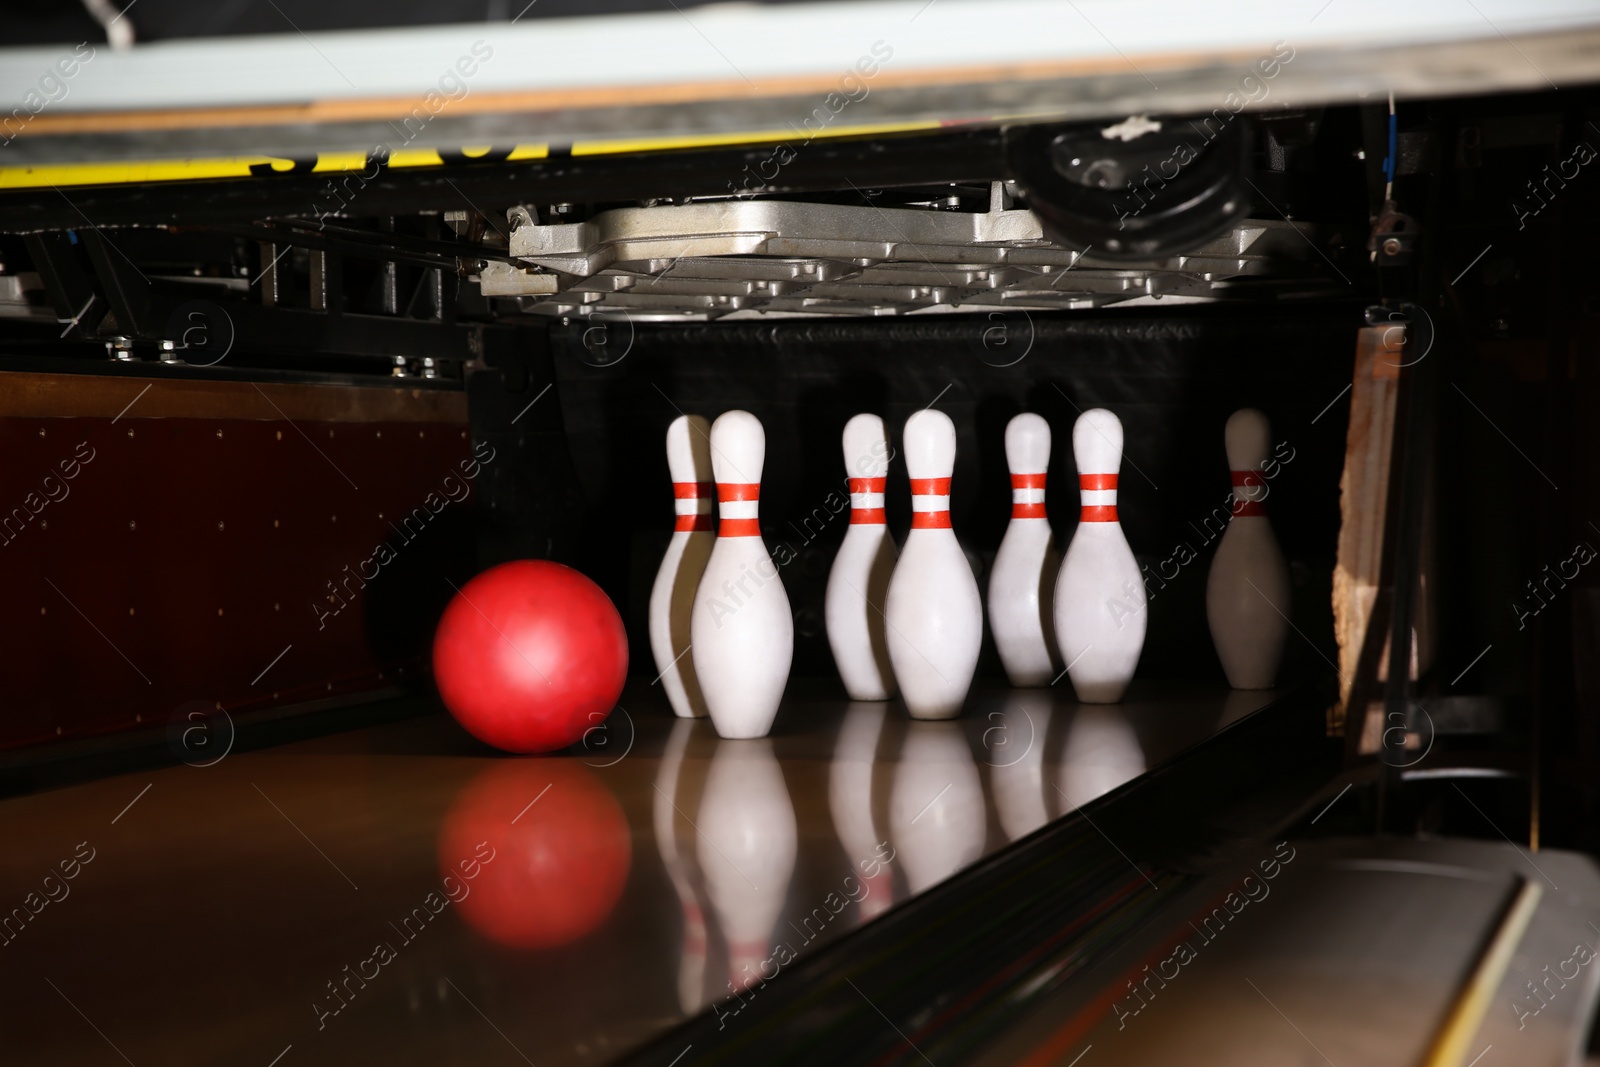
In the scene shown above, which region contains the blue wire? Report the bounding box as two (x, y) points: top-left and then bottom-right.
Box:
(1384, 110), (1397, 186)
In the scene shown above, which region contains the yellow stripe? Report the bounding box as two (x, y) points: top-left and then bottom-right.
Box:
(0, 122), (923, 191)
(571, 121), (938, 156)
(1420, 879), (1542, 1067)
(387, 148), (443, 168)
(0, 156), (264, 188)
(311, 151), (367, 172)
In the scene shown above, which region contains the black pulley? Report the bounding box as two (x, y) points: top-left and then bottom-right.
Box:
(1004, 115), (1254, 259)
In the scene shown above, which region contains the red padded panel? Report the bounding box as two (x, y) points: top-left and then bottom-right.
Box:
(0, 373), (475, 751)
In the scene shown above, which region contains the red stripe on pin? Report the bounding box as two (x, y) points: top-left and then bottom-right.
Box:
(1079, 473), (1118, 491)
(676, 514), (715, 532)
(850, 508), (887, 525)
(848, 477), (887, 494)
(1080, 505), (1118, 523)
(1011, 473), (1046, 489)
(718, 517), (761, 537)
(718, 483), (760, 502)
(673, 481), (714, 498)
(912, 511), (952, 529)
(910, 477), (952, 495)
(1231, 470), (1266, 488)
(1012, 502), (1047, 519)
(1232, 500), (1266, 518)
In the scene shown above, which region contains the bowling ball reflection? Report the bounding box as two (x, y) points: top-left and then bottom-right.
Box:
(438, 760), (632, 949)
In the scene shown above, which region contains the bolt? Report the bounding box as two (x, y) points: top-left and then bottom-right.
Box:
(1383, 237), (1402, 256)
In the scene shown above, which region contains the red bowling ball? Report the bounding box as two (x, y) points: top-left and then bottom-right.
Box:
(438, 760), (632, 949)
(433, 560), (628, 754)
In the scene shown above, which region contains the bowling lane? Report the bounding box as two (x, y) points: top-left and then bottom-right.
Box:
(0, 682), (1272, 1066)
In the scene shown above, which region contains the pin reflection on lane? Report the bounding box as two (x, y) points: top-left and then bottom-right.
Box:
(1218, 688), (1276, 729)
(1056, 706), (1147, 815)
(988, 690), (1055, 842)
(829, 702), (894, 919)
(697, 737), (798, 992)
(891, 721), (986, 894)
(436, 759), (632, 949)
(653, 717), (710, 1013)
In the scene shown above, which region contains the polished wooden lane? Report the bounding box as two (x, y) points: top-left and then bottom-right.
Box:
(0, 682), (1272, 1066)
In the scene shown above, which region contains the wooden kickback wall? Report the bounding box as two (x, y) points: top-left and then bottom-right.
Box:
(0, 371), (475, 755)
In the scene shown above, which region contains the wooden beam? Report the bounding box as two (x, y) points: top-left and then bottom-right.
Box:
(1333, 323), (1404, 734)
(0, 371), (466, 424)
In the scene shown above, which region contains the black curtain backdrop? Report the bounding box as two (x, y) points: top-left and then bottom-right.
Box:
(548, 302), (1360, 687)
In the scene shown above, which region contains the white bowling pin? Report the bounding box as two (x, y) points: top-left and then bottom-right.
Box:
(883, 410), (982, 720)
(1056, 706), (1146, 812)
(1206, 409), (1291, 689)
(988, 413), (1063, 687)
(653, 717), (710, 1012)
(697, 739), (797, 993)
(650, 415), (715, 719)
(890, 722), (986, 893)
(828, 702), (894, 920)
(1053, 409), (1146, 703)
(986, 690), (1054, 841)
(825, 415), (898, 701)
(690, 411), (795, 739)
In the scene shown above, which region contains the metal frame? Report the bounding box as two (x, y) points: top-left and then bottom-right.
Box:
(2, 1), (1598, 168)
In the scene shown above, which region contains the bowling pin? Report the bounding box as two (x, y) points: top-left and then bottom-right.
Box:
(988, 413), (1063, 687)
(890, 722), (985, 893)
(653, 717), (710, 1012)
(883, 410), (982, 719)
(1206, 408), (1290, 689)
(825, 414), (898, 701)
(697, 738), (797, 993)
(690, 411), (795, 739)
(987, 690), (1054, 841)
(1053, 408), (1146, 703)
(829, 702), (894, 920)
(650, 415), (715, 719)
